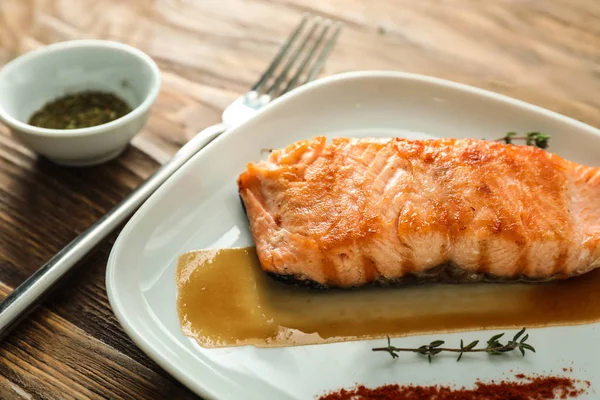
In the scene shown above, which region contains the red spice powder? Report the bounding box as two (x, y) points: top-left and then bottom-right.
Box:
(319, 374), (589, 400)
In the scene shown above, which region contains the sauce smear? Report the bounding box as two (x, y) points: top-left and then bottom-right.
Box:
(176, 247), (600, 348)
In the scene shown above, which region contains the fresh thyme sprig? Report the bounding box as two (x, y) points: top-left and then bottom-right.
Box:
(372, 327), (535, 363)
(495, 132), (551, 149)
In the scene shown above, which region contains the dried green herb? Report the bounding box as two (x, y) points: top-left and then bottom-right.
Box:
(28, 91), (132, 129)
(372, 327), (536, 363)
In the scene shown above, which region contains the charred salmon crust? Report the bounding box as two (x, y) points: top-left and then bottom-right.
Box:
(265, 263), (565, 290)
(237, 137), (600, 288)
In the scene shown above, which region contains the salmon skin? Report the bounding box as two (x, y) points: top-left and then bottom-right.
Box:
(237, 137), (600, 288)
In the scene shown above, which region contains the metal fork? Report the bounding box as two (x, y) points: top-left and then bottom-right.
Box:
(0, 14), (342, 339)
(221, 14), (342, 128)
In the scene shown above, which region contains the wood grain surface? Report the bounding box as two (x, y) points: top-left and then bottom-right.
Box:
(0, 0), (599, 399)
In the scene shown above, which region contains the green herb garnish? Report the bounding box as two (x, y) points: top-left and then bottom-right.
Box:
(372, 327), (535, 363)
(496, 132), (551, 149)
(28, 90), (132, 129)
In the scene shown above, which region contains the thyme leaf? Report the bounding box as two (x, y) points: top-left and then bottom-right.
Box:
(372, 328), (535, 363)
(494, 132), (551, 149)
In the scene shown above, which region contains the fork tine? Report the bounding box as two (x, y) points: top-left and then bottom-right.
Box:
(280, 20), (331, 96)
(265, 17), (323, 97)
(304, 21), (342, 84)
(251, 14), (309, 92)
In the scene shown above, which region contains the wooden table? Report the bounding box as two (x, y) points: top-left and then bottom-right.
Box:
(0, 0), (598, 398)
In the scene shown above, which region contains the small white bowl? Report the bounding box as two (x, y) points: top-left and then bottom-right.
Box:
(0, 40), (161, 166)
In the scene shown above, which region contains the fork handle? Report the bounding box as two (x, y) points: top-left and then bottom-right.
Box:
(0, 123), (229, 340)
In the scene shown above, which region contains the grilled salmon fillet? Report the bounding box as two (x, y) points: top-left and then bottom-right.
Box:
(237, 137), (600, 288)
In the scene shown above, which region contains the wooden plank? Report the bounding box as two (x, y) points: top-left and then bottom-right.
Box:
(0, 282), (196, 400)
(0, 127), (170, 370)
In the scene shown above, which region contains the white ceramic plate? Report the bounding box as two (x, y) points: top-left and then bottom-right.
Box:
(106, 71), (600, 400)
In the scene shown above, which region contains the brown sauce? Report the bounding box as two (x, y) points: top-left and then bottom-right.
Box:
(176, 247), (600, 348)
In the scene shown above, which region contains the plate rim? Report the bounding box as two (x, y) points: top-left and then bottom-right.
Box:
(105, 70), (600, 399)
